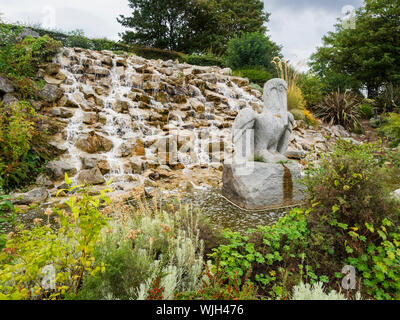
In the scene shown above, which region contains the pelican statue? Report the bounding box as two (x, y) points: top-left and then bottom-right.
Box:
(232, 78), (294, 163)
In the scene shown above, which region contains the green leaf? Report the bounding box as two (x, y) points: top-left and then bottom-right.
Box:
(64, 172), (72, 185)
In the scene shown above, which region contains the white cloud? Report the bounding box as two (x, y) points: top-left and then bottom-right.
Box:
(268, 7), (339, 72)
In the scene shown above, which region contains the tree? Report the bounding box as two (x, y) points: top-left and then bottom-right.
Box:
(310, 0), (400, 97)
(117, 0), (269, 54)
(208, 0), (269, 54)
(117, 0), (214, 52)
(225, 32), (281, 73)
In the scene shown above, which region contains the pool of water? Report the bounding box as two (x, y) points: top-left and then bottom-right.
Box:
(179, 188), (288, 233)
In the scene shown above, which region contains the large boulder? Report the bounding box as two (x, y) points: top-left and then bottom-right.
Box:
(77, 168), (105, 185)
(75, 131), (113, 154)
(46, 160), (78, 180)
(11, 187), (48, 205)
(222, 161), (305, 210)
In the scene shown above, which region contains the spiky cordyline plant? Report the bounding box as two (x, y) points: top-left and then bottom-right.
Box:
(314, 89), (362, 130)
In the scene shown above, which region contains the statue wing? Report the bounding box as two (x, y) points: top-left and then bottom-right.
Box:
(277, 111), (295, 155)
(232, 108), (257, 158)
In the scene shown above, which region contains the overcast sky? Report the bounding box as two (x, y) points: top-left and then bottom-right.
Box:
(0, 0), (364, 71)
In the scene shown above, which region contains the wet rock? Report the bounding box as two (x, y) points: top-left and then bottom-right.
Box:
(87, 66), (110, 77)
(39, 84), (63, 103)
(0, 76), (14, 94)
(82, 112), (97, 124)
(97, 160), (110, 175)
(51, 107), (74, 118)
(81, 156), (98, 169)
(11, 187), (48, 205)
(116, 58), (127, 67)
(198, 73), (218, 83)
(101, 56), (113, 66)
(230, 77), (249, 87)
(78, 168), (105, 185)
(204, 90), (228, 104)
(117, 142), (132, 157)
(81, 86), (96, 99)
(75, 131), (113, 153)
(188, 98), (205, 113)
(114, 99), (130, 113)
(135, 138), (146, 156)
(46, 160), (78, 180)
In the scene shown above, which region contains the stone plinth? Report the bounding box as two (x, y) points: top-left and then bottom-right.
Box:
(222, 161), (304, 211)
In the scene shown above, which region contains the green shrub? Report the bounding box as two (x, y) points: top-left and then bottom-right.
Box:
(0, 177), (110, 300)
(358, 102), (375, 119)
(302, 139), (400, 300)
(131, 46), (187, 62)
(378, 113), (400, 147)
(91, 38), (119, 51)
(77, 199), (205, 300)
(0, 28), (61, 100)
(297, 73), (324, 109)
(226, 32), (280, 72)
(187, 54), (225, 67)
(209, 208), (313, 299)
(65, 29), (93, 49)
(291, 109), (306, 121)
(0, 33), (61, 80)
(0, 24), (22, 49)
(0, 193), (16, 250)
(176, 263), (257, 300)
(0, 101), (47, 192)
(0, 30), (60, 191)
(233, 68), (272, 87)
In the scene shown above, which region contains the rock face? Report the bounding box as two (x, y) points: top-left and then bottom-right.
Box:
(222, 162), (304, 210)
(11, 187), (48, 205)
